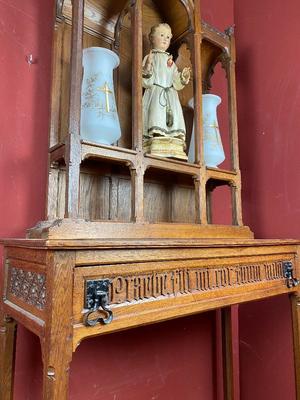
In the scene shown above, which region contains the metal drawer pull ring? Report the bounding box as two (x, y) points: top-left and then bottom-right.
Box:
(83, 279), (113, 326)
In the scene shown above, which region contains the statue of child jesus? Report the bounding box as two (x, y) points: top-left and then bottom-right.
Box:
(142, 23), (191, 160)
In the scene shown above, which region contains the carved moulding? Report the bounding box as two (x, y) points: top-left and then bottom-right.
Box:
(107, 260), (289, 304)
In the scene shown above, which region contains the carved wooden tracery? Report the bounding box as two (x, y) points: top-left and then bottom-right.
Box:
(8, 267), (46, 310)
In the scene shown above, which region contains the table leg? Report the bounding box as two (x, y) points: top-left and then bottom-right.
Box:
(41, 335), (73, 400)
(41, 251), (75, 400)
(291, 293), (300, 400)
(222, 306), (239, 400)
(0, 315), (17, 400)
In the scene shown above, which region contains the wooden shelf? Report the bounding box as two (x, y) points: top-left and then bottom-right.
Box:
(206, 167), (238, 183)
(50, 141), (137, 166)
(81, 141), (136, 164)
(144, 154), (200, 176)
(50, 141), (202, 176)
(50, 142), (238, 186)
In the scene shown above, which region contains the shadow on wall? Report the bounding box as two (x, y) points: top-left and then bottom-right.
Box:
(235, 45), (263, 234)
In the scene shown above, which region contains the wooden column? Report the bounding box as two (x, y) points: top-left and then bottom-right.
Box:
(193, 0), (207, 224)
(226, 31), (239, 170)
(64, 0), (84, 219)
(206, 182), (214, 224)
(225, 30), (243, 225)
(132, 0), (143, 151)
(0, 257), (17, 400)
(130, 165), (144, 223)
(231, 177), (243, 226)
(194, 174), (207, 224)
(192, 0), (203, 166)
(130, 0), (144, 222)
(0, 317), (17, 400)
(41, 252), (74, 400)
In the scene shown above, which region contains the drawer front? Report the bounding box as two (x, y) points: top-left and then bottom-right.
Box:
(72, 252), (298, 348)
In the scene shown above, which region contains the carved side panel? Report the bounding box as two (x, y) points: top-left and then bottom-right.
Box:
(8, 267), (46, 310)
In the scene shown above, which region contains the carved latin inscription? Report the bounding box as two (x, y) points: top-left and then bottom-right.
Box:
(9, 267), (46, 310)
(108, 261), (288, 304)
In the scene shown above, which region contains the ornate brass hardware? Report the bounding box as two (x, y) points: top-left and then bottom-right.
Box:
(83, 279), (113, 327)
(283, 261), (299, 289)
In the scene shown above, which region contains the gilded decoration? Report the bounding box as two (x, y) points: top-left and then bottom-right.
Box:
(81, 73), (117, 120)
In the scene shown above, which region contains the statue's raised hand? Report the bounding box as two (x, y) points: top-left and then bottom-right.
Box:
(181, 67), (191, 84)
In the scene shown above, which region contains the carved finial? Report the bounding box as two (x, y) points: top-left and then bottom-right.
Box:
(225, 25), (235, 37)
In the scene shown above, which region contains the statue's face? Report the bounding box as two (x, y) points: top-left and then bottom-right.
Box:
(152, 25), (172, 51)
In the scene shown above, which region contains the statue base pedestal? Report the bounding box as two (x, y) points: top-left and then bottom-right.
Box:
(143, 137), (188, 160)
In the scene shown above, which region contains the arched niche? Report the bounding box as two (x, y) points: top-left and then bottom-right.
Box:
(114, 0), (195, 149)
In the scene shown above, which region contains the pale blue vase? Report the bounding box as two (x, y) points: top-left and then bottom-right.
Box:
(80, 47), (121, 145)
(188, 94), (225, 167)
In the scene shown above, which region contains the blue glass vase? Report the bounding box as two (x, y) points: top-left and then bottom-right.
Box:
(202, 94), (225, 167)
(188, 94), (225, 167)
(80, 47), (121, 145)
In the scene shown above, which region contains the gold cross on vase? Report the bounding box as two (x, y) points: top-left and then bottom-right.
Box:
(207, 123), (220, 130)
(98, 82), (113, 112)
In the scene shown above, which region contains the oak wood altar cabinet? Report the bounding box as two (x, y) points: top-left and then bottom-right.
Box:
(1, 1), (300, 399)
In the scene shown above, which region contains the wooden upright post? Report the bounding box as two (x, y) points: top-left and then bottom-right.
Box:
(193, 0), (207, 224)
(64, 0), (84, 219)
(132, 0), (143, 152)
(0, 258), (17, 400)
(192, 0), (204, 166)
(131, 0), (144, 223)
(225, 30), (243, 225)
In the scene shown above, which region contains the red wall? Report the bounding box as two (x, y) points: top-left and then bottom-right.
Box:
(234, 1), (300, 399)
(0, 0), (51, 238)
(235, 0), (300, 239)
(0, 0), (53, 398)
